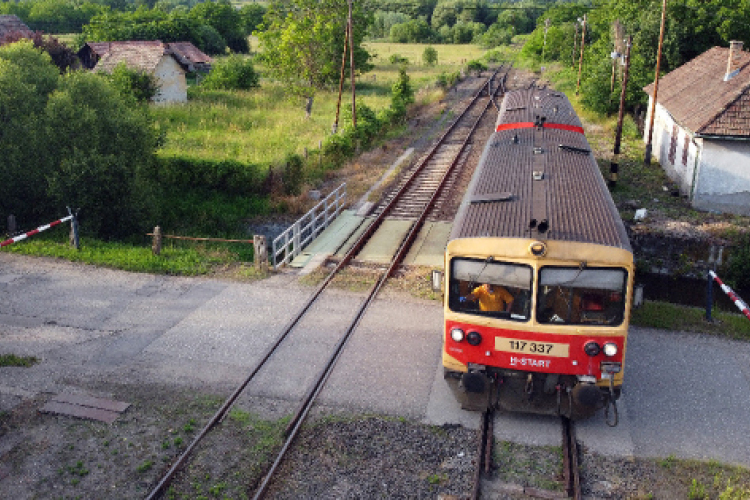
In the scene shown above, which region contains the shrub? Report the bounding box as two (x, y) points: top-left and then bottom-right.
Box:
(422, 46), (438, 66)
(201, 55), (259, 90)
(108, 62), (158, 103)
(467, 60), (487, 74)
(389, 54), (409, 65)
(282, 154), (304, 196)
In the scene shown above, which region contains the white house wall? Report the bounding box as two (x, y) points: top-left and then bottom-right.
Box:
(693, 139), (750, 215)
(153, 57), (187, 104)
(643, 99), (699, 195)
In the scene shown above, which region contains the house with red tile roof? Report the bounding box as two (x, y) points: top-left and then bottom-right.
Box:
(91, 41), (188, 104)
(0, 15), (33, 44)
(78, 40), (212, 72)
(643, 41), (750, 215)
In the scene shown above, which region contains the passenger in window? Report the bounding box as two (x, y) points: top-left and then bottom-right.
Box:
(461, 283), (514, 312)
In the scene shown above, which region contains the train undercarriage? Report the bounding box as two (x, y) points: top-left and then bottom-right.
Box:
(444, 367), (621, 423)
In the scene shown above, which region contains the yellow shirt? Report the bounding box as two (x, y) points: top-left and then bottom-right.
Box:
(472, 285), (513, 312)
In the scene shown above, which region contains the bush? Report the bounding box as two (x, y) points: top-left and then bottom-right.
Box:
(108, 62), (158, 103)
(201, 55), (259, 90)
(466, 60), (487, 74)
(422, 46), (438, 66)
(389, 54), (409, 65)
(282, 154), (304, 196)
(155, 156), (264, 195)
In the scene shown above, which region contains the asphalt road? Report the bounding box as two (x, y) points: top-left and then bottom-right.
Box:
(1, 253), (749, 468)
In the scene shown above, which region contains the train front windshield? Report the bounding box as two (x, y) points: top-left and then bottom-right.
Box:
(449, 258), (533, 321)
(536, 267), (627, 326)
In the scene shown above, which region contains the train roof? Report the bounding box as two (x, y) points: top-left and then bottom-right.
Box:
(450, 88), (631, 253)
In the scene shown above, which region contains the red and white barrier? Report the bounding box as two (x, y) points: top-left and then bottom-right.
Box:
(709, 270), (750, 321)
(1, 215), (73, 248)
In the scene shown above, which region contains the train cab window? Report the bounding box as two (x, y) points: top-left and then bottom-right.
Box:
(449, 258), (532, 321)
(536, 267), (627, 326)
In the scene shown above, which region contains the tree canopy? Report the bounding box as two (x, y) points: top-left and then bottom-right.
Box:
(257, 0), (373, 115)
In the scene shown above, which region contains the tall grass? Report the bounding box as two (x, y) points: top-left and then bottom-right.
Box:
(153, 43), (487, 168)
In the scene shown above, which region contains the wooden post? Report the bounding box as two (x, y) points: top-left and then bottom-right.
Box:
(69, 214), (80, 250)
(152, 226), (162, 256)
(254, 235), (268, 272)
(7, 214), (16, 236)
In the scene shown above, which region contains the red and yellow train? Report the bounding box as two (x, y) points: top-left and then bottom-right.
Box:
(442, 87), (633, 425)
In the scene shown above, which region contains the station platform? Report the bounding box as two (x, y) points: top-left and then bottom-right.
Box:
(290, 210), (451, 271)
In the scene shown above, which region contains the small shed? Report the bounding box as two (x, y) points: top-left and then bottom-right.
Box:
(0, 15), (33, 44)
(643, 42), (750, 215)
(93, 42), (187, 104)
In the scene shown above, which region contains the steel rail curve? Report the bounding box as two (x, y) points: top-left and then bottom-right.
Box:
(145, 66), (508, 500)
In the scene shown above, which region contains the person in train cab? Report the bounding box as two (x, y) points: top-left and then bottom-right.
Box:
(462, 283), (514, 312)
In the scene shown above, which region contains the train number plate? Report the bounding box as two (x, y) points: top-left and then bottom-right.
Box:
(495, 337), (570, 357)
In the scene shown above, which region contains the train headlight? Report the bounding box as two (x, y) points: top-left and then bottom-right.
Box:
(603, 342), (618, 357)
(529, 241), (547, 257)
(583, 341), (601, 356)
(467, 331), (482, 346)
(450, 328), (465, 342)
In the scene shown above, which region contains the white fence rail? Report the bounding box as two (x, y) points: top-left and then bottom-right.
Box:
(272, 183), (346, 268)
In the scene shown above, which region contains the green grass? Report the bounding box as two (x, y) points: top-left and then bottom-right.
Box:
(3, 232), (259, 276)
(632, 301), (750, 340)
(0, 354), (39, 367)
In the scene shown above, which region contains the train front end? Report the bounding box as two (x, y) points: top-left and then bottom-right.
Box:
(442, 237), (634, 423)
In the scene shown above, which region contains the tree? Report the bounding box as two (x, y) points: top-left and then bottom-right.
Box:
(0, 41), (59, 223)
(189, 0), (248, 53)
(44, 71), (160, 239)
(422, 45), (438, 66)
(257, 0), (372, 117)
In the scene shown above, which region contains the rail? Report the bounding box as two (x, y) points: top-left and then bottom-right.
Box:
(707, 270), (750, 321)
(272, 183), (346, 268)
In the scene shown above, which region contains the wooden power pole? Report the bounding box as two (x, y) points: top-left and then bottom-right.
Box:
(644, 0), (668, 164)
(348, 0), (356, 128)
(575, 14), (587, 95)
(614, 36), (632, 155)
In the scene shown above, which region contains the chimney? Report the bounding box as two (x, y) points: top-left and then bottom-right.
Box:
(724, 40), (744, 81)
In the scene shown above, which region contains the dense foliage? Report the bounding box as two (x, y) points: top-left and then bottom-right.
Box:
(256, 0), (373, 115)
(0, 41), (160, 239)
(520, 0), (750, 113)
(200, 55), (259, 90)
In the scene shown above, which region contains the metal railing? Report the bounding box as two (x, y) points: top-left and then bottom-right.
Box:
(272, 183), (346, 268)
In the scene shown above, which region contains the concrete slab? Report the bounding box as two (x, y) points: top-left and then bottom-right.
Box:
(335, 218), (375, 256)
(357, 219), (414, 263)
(576, 398), (635, 458)
(51, 393), (130, 413)
(290, 210), (365, 268)
(40, 401), (120, 424)
(404, 221), (452, 267)
(424, 363), (483, 430)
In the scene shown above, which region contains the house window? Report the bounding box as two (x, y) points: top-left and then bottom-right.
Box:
(682, 135), (689, 166)
(668, 124), (678, 164)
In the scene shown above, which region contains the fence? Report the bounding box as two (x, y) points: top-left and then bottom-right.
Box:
(272, 183), (346, 269)
(707, 270), (750, 322)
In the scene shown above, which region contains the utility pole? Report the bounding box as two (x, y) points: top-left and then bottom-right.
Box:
(332, 16), (350, 134)
(541, 18), (550, 72)
(572, 19), (580, 68)
(575, 14), (586, 95)
(614, 36), (632, 155)
(644, 0), (668, 164)
(348, 0), (356, 128)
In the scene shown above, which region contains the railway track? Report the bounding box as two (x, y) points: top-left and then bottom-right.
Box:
(472, 415), (582, 499)
(145, 66), (510, 500)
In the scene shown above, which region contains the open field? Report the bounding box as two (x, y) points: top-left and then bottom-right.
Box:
(153, 42), (489, 167)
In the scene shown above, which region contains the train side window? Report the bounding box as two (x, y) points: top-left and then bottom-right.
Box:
(448, 258), (532, 321)
(537, 267), (627, 326)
